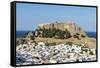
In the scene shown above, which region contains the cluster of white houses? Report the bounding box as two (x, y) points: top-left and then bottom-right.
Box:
(16, 42), (96, 65)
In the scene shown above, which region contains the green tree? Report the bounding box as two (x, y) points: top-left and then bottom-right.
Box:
(73, 34), (80, 40)
(48, 28), (56, 37)
(29, 35), (35, 40)
(55, 30), (65, 39)
(76, 33), (80, 35)
(65, 29), (71, 39)
(42, 29), (49, 37)
(81, 34), (86, 38)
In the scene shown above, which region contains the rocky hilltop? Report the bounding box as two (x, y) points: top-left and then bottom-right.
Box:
(36, 22), (87, 37)
(17, 21), (96, 49)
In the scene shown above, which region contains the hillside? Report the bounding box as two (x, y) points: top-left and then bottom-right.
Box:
(16, 22), (96, 49)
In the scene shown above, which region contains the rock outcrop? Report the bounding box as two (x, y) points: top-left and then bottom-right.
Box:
(37, 22), (87, 36)
(17, 21), (96, 49)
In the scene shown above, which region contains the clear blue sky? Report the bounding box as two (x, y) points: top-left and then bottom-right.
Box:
(16, 3), (96, 32)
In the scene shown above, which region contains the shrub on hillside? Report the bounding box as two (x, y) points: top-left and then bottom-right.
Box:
(41, 28), (71, 39)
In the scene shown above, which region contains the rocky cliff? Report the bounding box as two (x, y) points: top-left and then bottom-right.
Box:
(37, 22), (87, 37)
